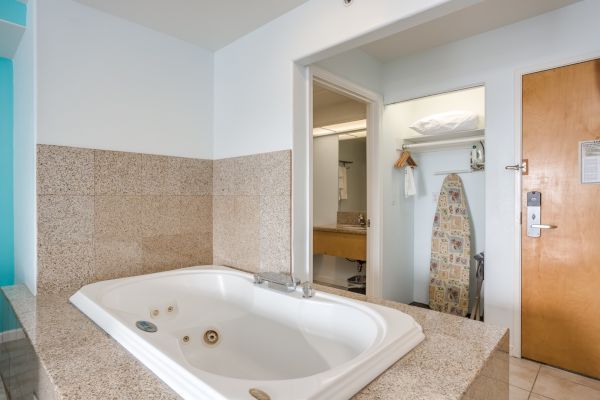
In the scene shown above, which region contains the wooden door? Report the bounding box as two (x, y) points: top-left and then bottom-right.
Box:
(522, 59), (600, 378)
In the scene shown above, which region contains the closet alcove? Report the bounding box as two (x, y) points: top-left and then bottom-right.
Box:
(385, 86), (486, 319)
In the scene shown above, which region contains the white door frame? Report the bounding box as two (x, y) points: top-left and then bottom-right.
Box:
(512, 50), (600, 358)
(307, 66), (384, 298)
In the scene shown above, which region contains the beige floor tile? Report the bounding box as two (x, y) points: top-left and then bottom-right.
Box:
(510, 357), (541, 391)
(532, 368), (600, 400)
(529, 394), (553, 400)
(509, 384), (530, 400)
(539, 365), (600, 392)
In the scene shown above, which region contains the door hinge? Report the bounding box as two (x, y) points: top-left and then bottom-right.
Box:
(367, 219), (370, 228)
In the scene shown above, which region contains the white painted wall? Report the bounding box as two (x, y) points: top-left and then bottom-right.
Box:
(381, 107), (414, 303)
(316, 49), (382, 96)
(339, 138), (367, 212)
(214, 0), (480, 159)
(312, 135), (338, 226)
(36, 0), (214, 159)
(13, 0), (37, 294)
(381, 0), (600, 351)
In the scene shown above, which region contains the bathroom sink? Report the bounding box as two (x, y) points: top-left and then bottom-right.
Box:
(71, 265), (424, 400)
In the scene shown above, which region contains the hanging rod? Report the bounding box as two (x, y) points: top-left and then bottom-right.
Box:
(433, 169), (484, 175)
(401, 135), (485, 150)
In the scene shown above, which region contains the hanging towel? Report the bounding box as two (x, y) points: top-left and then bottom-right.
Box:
(428, 174), (472, 317)
(338, 166), (348, 200)
(404, 167), (416, 198)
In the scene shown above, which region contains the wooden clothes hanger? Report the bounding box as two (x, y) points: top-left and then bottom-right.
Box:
(394, 150), (417, 168)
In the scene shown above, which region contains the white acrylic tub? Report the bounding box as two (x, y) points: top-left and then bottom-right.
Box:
(70, 266), (424, 400)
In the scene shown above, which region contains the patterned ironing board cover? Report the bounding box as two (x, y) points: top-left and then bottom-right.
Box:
(429, 174), (471, 316)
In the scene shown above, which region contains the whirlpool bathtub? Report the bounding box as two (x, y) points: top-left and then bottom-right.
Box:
(70, 266), (424, 400)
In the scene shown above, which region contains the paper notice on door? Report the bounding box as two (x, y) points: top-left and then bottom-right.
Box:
(580, 140), (600, 184)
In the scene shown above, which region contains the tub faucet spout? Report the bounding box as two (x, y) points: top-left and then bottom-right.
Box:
(253, 272), (299, 293)
(302, 281), (315, 298)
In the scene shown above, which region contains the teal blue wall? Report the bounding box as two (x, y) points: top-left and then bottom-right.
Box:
(0, 0), (26, 26)
(0, 57), (14, 287)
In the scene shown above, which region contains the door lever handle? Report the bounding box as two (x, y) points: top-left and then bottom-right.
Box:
(530, 224), (557, 229)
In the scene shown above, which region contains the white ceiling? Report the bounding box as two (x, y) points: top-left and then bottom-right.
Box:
(313, 83), (362, 109)
(313, 83), (366, 128)
(361, 0), (579, 62)
(72, 0), (311, 50)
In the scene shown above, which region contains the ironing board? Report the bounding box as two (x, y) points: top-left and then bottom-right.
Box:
(429, 174), (471, 316)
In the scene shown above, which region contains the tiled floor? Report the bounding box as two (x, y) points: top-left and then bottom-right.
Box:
(0, 333), (38, 400)
(0, 377), (6, 400)
(510, 357), (600, 400)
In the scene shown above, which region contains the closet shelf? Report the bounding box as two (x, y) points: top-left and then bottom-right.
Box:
(400, 129), (485, 151)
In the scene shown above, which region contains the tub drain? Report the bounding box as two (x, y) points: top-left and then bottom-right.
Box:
(249, 388), (270, 400)
(203, 329), (219, 345)
(136, 321), (157, 333)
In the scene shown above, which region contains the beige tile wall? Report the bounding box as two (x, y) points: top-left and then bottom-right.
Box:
(213, 151), (291, 274)
(37, 145), (213, 294)
(36, 145), (292, 294)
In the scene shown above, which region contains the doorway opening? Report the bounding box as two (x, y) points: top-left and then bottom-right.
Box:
(308, 68), (383, 298)
(312, 82), (368, 293)
(519, 57), (600, 379)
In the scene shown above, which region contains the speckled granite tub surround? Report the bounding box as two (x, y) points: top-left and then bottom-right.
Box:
(2, 283), (507, 400)
(212, 151), (292, 274)
(36, 145), (292, 294)
(37, 145), (213, 294)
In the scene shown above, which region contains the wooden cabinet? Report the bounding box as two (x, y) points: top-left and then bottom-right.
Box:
(313, 229), (366, 261)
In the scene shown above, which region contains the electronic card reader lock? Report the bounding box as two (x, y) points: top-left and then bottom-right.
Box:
(527, 191), (557, 238)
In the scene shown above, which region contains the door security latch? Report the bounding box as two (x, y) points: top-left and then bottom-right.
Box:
(506, 159), (528, 175)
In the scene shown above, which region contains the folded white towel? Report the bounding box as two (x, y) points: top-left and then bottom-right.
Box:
(338, 166), (348, 200)
(405, 167), (416, 198)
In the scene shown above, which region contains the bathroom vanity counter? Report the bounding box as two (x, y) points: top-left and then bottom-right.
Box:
(2, 283), (508, 400)
(313, 224), (367, 235)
